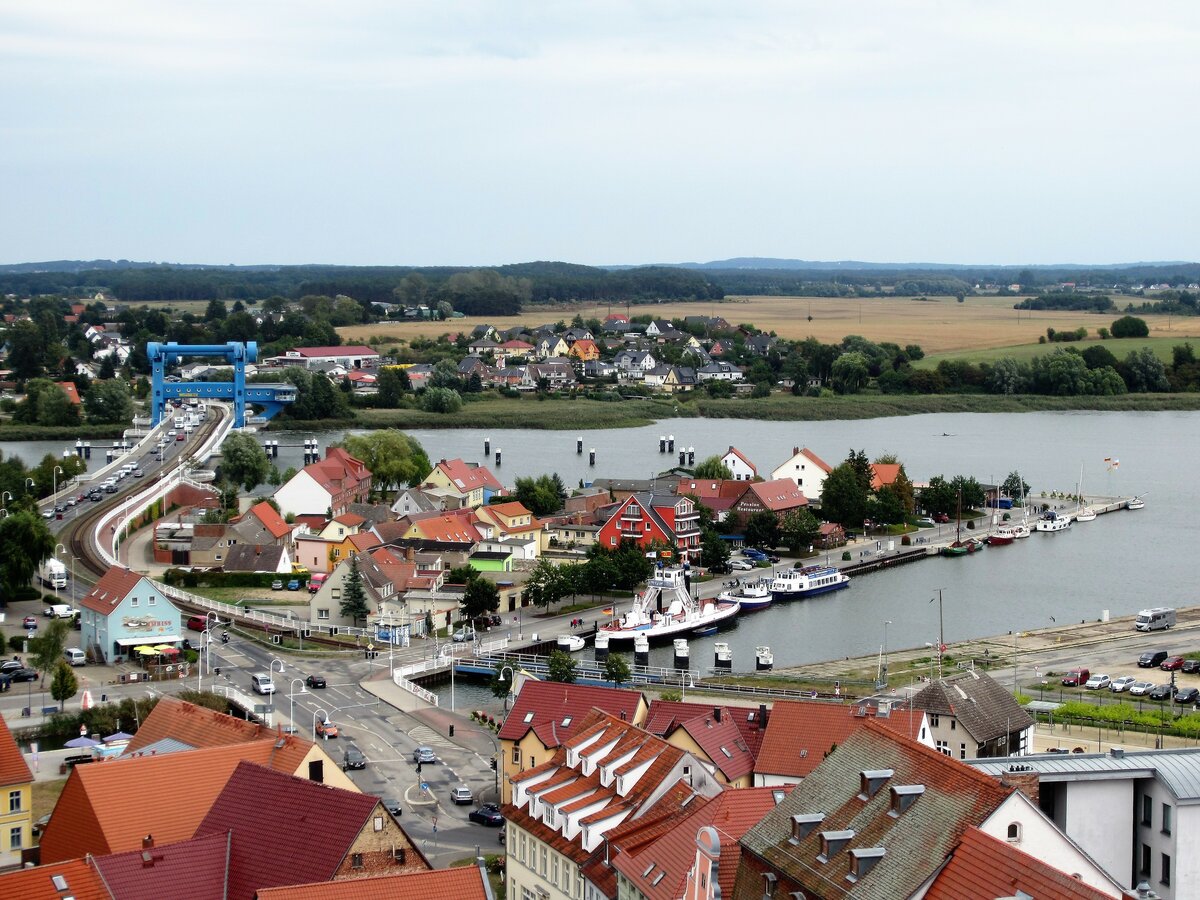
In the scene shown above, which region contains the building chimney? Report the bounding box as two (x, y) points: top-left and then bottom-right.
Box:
(1000, 764), (1040, 805)
(713, 707), (721, 723)
(793, 447), (799, 456)
(142, 834), (154, 849)
(759, 704), (769, 729)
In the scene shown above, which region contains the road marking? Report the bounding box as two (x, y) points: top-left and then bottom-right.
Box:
(409, 724), (459, 750)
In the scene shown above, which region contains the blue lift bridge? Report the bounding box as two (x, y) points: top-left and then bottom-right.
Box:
(148, 341), (297, 428)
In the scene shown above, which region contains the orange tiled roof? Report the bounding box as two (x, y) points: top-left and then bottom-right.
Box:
(676, 710), (756, 782)
(122, 696), (298, 755)
(76, 565), (146, 615)
(333, 512), (366, 527)
(409, 513), (481, 544)
(256, 865), (489, 900)
(870, 462), (903, 489)
(745, 478), (808, 512)
(0, 714), (32, 787)
(346, 531), (382, 552)
(925, 826), (1115, 900)
(243, 500), (292, 539)
(39, 741), (302, 862)
(498, 681), (644, 745)
(798, 447), (833, 473)
(722, 446), (757, 474)
(57, 381), (82, 404)
(432, 458), (503, 494)
(0, 858), (109, 900)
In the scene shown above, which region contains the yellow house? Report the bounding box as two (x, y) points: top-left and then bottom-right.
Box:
(476, 501), (544, 548)
(423, 458), (504, 509)
(0, 716), (33, 868)
(658, 706), (756, 788)
(496, 679), (646, 802)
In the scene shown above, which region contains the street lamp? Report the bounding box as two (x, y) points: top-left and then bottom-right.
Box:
(53, 465), (63, 499)
(289, 678), (309, 730)
(312, 706), (331, 742)
(881, 620), (893, 689)
(25, 477), (35, 493)
(498, 665), (515, 712)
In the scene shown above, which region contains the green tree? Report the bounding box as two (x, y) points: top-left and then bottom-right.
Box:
(376, 367), (408, 407)
(820, 463), (869, 526)
(419, 386), (462, 413)
(1111, 315), (1149, 338)
(342, 431), (431, 498)
(546, 649), (577, 683)
(218, 432), (271, 491)
(205, 299), (228, 321)
(700, 528), (731, 569)
(691, 456), (733, 480)
(831, 351), (870, 394)
(743, 510), (780, 549)
(1122, 348), (1170, 393)
(524, 558), (573, 610)
(447, 564), (481, 585)
(8, 320), (46, 379)
(50, 659), (79, 710)
(30, 618), (71, 684)
(83, 379), (134, 425)
(604, 653), (632, 685)
(1002, 471), (1032, 501)
(513, 473), (567, 516)
(779, 509), (820, 552)
(462, 577), (500, 621)
(339, 556), (370, 625)
(988, 357), (1028, 395)
(0, 509), (55, 595)
(36, 383), (80, 426)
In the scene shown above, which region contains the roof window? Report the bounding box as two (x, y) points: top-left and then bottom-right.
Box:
(858, 769), (894, 800)
(562, 717), (572, 727)
(524, 712), (535, 724)
(789, 813), (824, 844)
(888, 784), (926, 817)
(817, 830), (854, 863)
(846, 848), (886, 883)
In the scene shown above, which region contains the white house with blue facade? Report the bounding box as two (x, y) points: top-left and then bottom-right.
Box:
(78, 566), (183, 664)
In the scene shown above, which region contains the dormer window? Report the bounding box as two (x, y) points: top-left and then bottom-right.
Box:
(817, 830), (854, 863)
(846, 848), (886, 883)
(858, 769), (894, 800)
(888, 784), (926, 817)
(790, 813), (825, 844)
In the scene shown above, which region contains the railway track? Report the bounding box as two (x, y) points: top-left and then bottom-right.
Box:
(59, 405), (229, 585)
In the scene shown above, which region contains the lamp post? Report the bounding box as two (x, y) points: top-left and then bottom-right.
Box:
(312, 706), (331, 742)
(881, 620), (893, 689)
(289, 678), (308, 730)
(498, 665), (515, 712)
(53, 465), (63, 500)
(25, 477), (35, 494)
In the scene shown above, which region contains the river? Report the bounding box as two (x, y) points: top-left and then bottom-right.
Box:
(5, 410), (1185, 668)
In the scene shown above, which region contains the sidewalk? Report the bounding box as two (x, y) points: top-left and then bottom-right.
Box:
(360, 670), (499, 759)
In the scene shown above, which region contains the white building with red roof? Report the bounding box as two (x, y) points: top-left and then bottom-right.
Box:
(274, 345), (380, 370)
(769, 446), (834, 501)
(274, 447), (372, 518)
(78, 566), (184, 664)
(720, 446), (757, 481)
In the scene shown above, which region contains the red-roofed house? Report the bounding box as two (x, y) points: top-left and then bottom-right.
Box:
(665, 709), (758, 787)
(275, 447), (372, 518)
(642, 699), (766, 760)
(256, 865), (492, 900)
(731, 479), (809, 523)
(77, 565), (184, 664)
(233, 500), (293, 546)
(57, 381), (82, 405)
(0, 716), (33, 868)
(870, 462), (902, 490)
(423, 458), (504, 508)
(499, 679), (647, 802)
(194, 761), (427, 899)
(769, 446), (834, 502)
(475, 500), (544, 546)
(91, 830), (232, 900)
(675, 478), (751, 523)
(279, 345), (380, 369)
(0, 858), (109, 900)
(400, 511), (483, 548)
(596, 493), (701, 561)
(719, 446), (757, 481)
(568, 338), (601, 362)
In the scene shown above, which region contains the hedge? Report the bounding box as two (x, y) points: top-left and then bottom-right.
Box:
(162, 568), (299, 589)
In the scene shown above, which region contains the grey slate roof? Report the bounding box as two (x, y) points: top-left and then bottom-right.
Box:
(910, 669), (1034, 744)
(966, 746), (1200, 804)
(222, 544), (286, 573)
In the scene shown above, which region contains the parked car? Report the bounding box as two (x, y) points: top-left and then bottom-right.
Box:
(933, 512), (951, 523)
(343, 745), (366, 769)
(314, 719), (339, 739)
(1175, 687), (1200, 704)
(287, 579), (301, 591)
(305, 674), (327, 689)
(22, 616), (37, 631)
(1149, 684), (1175, 701)
(729, 559), (754, 571)
(1161, 656), (1185, 671)
(8, 668), (38, 682)
(1129, 681), (1156, 696)
(271, 579), (284, 590)
(412, 746), (436, 764)
(1184, 659), (1200, 674)
(469, 804), (505, 826)
(1139, 650), (1169, 668)
(915, 517), (935, 527)
(452, 627), (476, 642)
(0, 660), (25, 675)
(1084, 674), (1111, 690)
(1061, 668), (1090, 687)
(1110, 676), (1138, 693)
(450, 785), (474, 805)
(742, 549), (766, 560)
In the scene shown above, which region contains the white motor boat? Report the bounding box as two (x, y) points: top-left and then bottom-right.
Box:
(556, 634), (585, 652)
(601, 564), (741, 641)
(1035, 510), (1072, 532)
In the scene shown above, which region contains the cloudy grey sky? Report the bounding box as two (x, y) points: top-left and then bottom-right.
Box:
(2, 2), (1196, 267)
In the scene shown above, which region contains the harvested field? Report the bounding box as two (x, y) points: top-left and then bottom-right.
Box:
(340, 296), (1200, 355)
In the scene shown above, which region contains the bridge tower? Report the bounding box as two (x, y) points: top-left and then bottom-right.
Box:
(147, 341), (296, 428)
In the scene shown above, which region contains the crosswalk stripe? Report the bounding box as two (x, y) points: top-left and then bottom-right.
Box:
(409, 725), (458, 749)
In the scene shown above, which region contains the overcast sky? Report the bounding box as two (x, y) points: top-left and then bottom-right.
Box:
(2, 2), (1197, 267)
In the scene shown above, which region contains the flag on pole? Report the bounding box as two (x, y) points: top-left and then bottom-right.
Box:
(1104, 457), (1119, 470)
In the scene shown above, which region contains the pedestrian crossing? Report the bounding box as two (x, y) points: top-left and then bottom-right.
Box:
(409, 724), (458, 751)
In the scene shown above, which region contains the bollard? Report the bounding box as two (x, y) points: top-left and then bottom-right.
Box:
(668, 435), (675, 453)
(673, 638), (690, 670)
(688, 447), (695, 466)
(577, 437), (584, 454)
(495, 450), (502, 466)
(679, 451), (686, 466)
(659, 436), (666, 453)
(594, 632), (610, 662)
(634, 634), (650, 668)
(484, 437), (491, 456)
(589, 449), (596, 466)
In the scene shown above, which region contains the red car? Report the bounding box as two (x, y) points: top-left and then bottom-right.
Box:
(1161, 656), (1185, 671)
(933, 513), (951, 523)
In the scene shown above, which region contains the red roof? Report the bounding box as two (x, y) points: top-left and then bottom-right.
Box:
(346, 531), (382, 552)
(256, 866), (490, 900)
(498, 680), (644, 746)
(675, 478), (751, 512)
(721, 446), (757, 475)
(799, 447), (833, 473)
(871, 462), (903, 489)
(408, 513), (481, 544)
(431, 458), (504, 494)
(292, 345), (378, 358)
(925, 826), (1115, 900)
(0, 859), (109, 900)
(242, 500), (292, 539)
(92, 830), (231, 900)
(676, 710), (756, 781)
(745, 478), (808, 512)
(333, 512), (366, 527)
(306, 447), (371, 494)
(642, 699), (765, 758)
(57, 381), (82, 404)
(0, 714), (32, 787)
(76, 565), (147, 615)
(122, 697), (314, 764)
(194, 761), (400, 900)
(498, 339), (534, 350)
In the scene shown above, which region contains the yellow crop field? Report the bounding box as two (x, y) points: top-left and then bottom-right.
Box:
(339, 296), (1200, 356)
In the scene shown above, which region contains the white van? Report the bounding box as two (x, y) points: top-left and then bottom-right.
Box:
(1135, 607), (1176, 632)
(64, 648), (86, 666)
(251, 673), (276, 694)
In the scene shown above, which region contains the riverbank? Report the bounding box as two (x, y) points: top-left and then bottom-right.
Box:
(0, 423), (126, 441)
(264, 392), (1200, 432)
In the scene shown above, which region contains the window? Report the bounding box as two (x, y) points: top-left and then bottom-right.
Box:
(761, 872), (778, 899)
(959, 743), (967, 759)
(513, 746), (522, 765)
(552, 855), (559, 885)
(1140, 843), (1151, 876)
(1161, 852), (1171, 886)
(950, 719), (956, 730)
(1142, 794), (1153, 826)
(610, 537), (617, 546)
(351, 852), (364, 869)
(8, 790), (21, 813)
(935, 740), (950, 756)
(317, 609), (330, 620)
(1162, 802), (1173, 835)
(374, 815), (384, 832)
(148, 596), (156, 605)
(331, 588), (342, 600)
(930, 715), (940, 727)
(1006, 822), (1021, 843)
(540, 847), (547, 877)
(9, 826), (22, 850)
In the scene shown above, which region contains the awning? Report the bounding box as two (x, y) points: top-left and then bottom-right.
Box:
(116, 635), (182, 647)
(136, 647), (157, 657)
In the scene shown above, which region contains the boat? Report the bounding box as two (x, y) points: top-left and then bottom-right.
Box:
(768, 564), (850, 601)
(987, 521), (1030, 544)
(1074, 464), (1097, 522)
(941, 489), (985, 555)
(716, 578), (773, 611)
(692, 624), (718, 636)
(1127, 494), (1146, 510)
(556, 634), (585, 652)
(1035, 509), (1071, 533)
(601, 564), (741, 641)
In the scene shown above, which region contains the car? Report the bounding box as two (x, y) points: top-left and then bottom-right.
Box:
(105, 484), (118, 493)
(412, 746), (436, 764)
(0, 660), (26, 675)
(176, 433), (185, 441)
(382, 797), (402, 817)
(54, 503), (67, 513)
(343, 745), (366, 770)
(133, 469), (144, 478)
(1061, 668), (1089, 687)
(1139, 650), (1169, 668)
(1084, 674), (1111, 690)
(8, 667), (38, 682)
(450, 785), (474, 805)
(271, 579), (284, 590)
(933, 512), (951, 523)
(305, 674), (327, 689)
(314, 719), (339, 739)
(709, 563), (731, 575)
(1161, 656), (1185, 671)
(729, 559), (754, 571)
(742, 549), (766, 561)
(469, 804), (505, 826)
(90, 492), (102, 502)
(41, 509), (54, 519)
(66, 497), (77, 507)
(1129, 681), (1156, 696)
(452, 627), (476, 642)
(250, 673), (276, 694)
(1184, 659), (1200, 674)
(287, 579), (300, 590)
(1175, 687), (1200, 704)
(22, 616), (37, 630)
(1110, 676), (1138, 693)
(1149, 684), (1175, 701)
(915, 517), (935, 527)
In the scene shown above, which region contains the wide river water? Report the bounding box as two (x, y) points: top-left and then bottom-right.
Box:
(4, 411), (1187, 669)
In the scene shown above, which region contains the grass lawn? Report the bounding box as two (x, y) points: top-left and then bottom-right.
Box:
(33, 777), (67, 822)
(918, 335), (1197, 368)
